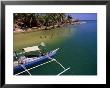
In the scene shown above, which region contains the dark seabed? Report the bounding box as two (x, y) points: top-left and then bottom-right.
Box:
(15, 20), (97, 75)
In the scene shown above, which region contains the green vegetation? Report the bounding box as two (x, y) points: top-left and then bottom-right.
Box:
(13, 13), (76, 32)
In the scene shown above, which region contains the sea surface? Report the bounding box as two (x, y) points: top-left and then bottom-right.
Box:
(15, 20), (97, 75)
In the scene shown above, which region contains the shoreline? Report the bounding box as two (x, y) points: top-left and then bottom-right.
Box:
(14, 21), (82, 34)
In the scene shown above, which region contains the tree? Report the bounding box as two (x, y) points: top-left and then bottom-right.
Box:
(67, 14), (73, 24)
(14, 13), (69, 31)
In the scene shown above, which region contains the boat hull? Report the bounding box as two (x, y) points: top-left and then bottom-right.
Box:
(14, 48), (59, 75)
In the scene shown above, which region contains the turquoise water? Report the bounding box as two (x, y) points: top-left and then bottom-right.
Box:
(18, 20), (97, 75)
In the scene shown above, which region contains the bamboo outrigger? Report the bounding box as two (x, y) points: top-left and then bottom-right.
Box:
(14, 42), (70, 75)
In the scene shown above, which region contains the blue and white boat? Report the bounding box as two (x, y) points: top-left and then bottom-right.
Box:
(13, 44), (59, 74)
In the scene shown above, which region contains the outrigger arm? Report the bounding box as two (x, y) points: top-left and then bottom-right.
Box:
(47, 56), (70, 75)
(14, 48), (70, 75)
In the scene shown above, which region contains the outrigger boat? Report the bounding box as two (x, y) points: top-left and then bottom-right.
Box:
(14, 43), (70, 75)
(14, 48), (59, 71)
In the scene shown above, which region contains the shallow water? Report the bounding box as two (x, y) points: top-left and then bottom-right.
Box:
(14, 20), (97, 75)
